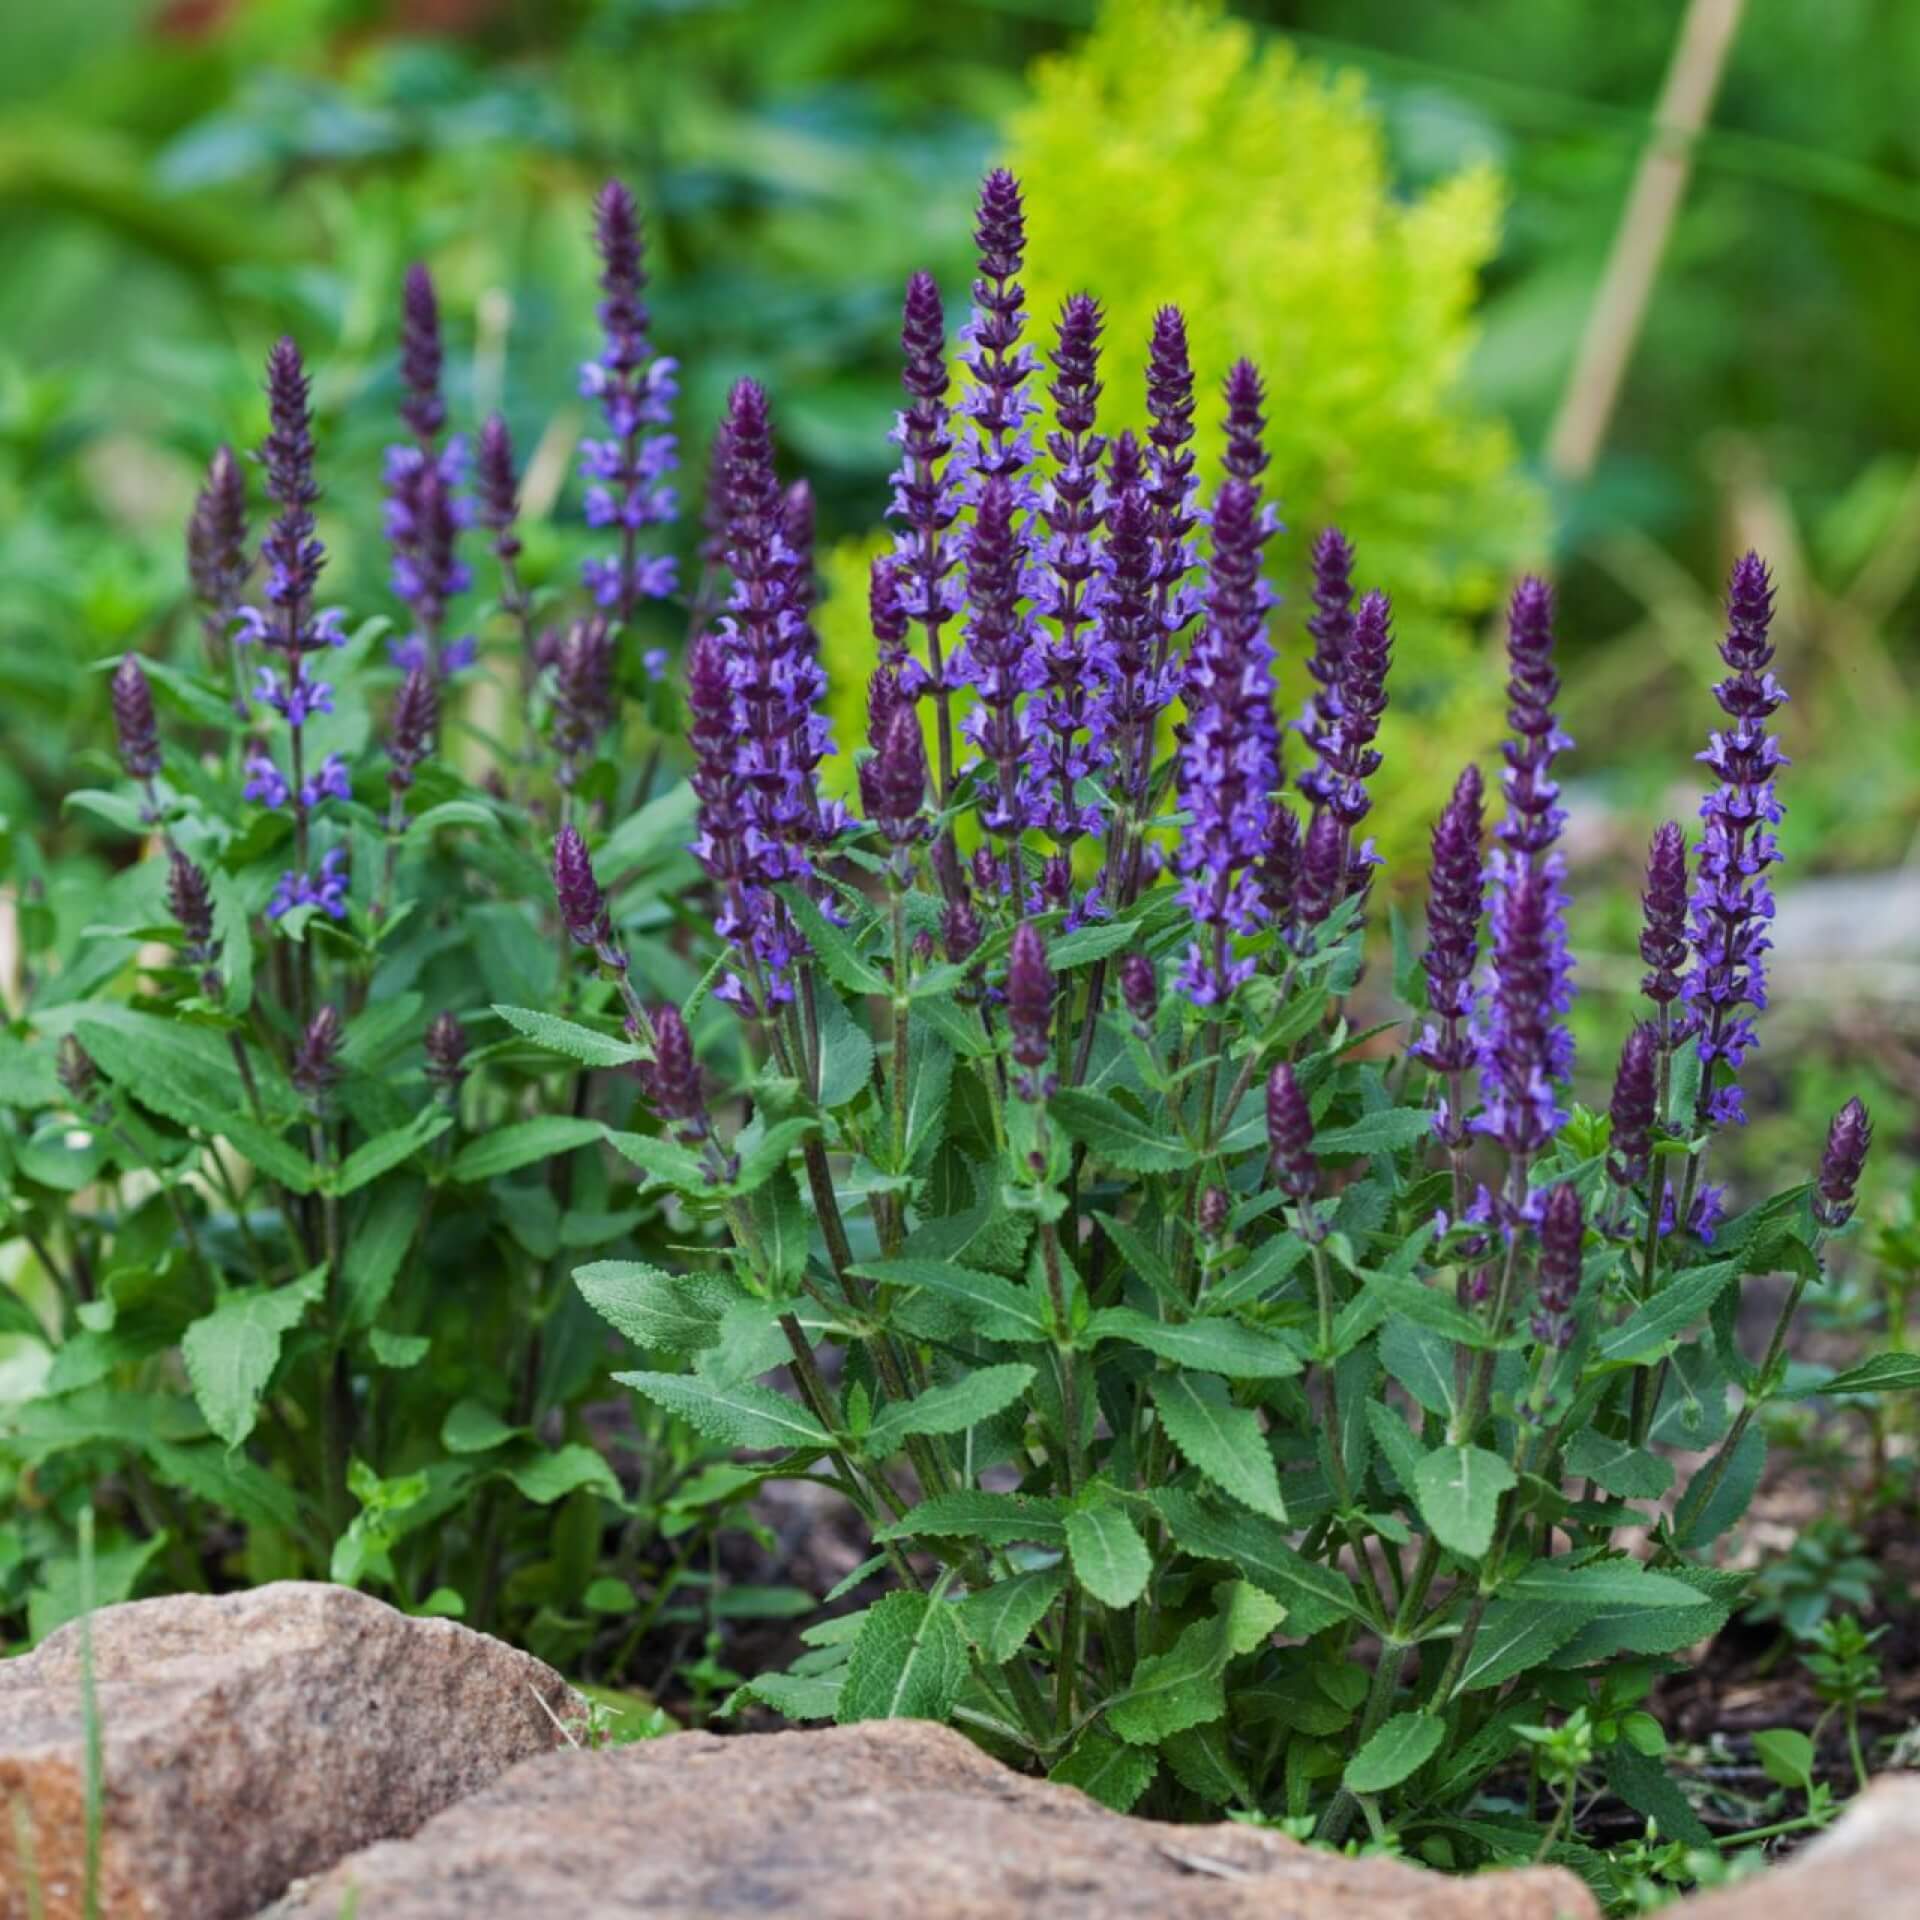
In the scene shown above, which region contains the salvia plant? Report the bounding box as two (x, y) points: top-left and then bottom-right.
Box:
(0, 159), (1904, 1878)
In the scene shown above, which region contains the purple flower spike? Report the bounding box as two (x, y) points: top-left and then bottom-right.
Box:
(1682, 552), (1788, 1130)
(887, 270), (962, 717)
(578, 179), (679, 621)
(387, 667), (439, 795)
(1813, 1097), (1872, 1229)
(1413, 764), (1485, 1083)
(869, 556), (910, 669)
(1222, 359), (1269, 487)
(1639, 822), (1689, 1012)
(958, 170), (1038, 502)
(639, 1004), (709, 1143)
(166, 849), (219, 969)
(1296, 528), (1356, 812)
(957, 476), (1032, 838)
(1321, 589), (1392, 833)
(869, 707), (929, 847)
(1266, 1064), (1316, 1203)
(1608, 1024), (1659, 1188)
(1120, 952), (1157, 1031)
(943, 896), (983, 968)
(1006, 922), (1054, 1094)
(1475, 858), (1571, 1160)
(1532, 1182), (1583, 1349)
(424, 1012), (469, 1093)
(1144, 306), (1200, 654)
(1097, 458), (1172, 874)
(187, 444), (249, 621)
(249, 337), (332, 658)
(550, 617), (616, 782)
(1498, 577), (1569, 864)
(111, 654), (161, 781)
(399, 263), (446, 443)
(554, 824), (613, 950)
(1293, 808), (1345, 932)
(291, 1005), (344, 1101)
(476, 413), (521, 561)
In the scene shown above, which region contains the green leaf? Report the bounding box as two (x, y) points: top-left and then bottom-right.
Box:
(1311, 1109), (1436, 1156)
(864, 1364), (1035, 1454)
(1151, 1373), (1287, 1521)
(330, 1109), (451, 1196)
(1412, 1446), (1515, 1560)
(728, 1116), (819, 1196)
(613, 1371), (831, 1452)
(1792, 1351), (1920, 1395)
(776, 885), (889, 995)
(1048, 918), (1144, 969)
(368, 1328), (429, 1368)
(147, 1440), (306, 1541)
(1606, 1744), (1710, 1848)
(1364, 1399), (1429, 1494)
(1162, 1721), (1253, 1808)
(1561, 1431), (1675, 1501)
(1672, 1423), (1765, 1548)
(1379, 1320), (1459, 1421)
(1753, 1727), (1816, 1793)
(596, 780), (697, 875)
(1503, 1558), (1708, 1610)
(836, 1589), (968, 1724)
(956, 1565), (1067, 1664)
(449, 1116), (605, 1183)
(1048, 1089), (1196, 1174)
(343, 1180), (420, 1330)
(602, 1127), (710, 1191)
(574, 1260), (731, 1354)
(1595, 1261), (1738, 1365)
(1344, 1712), (1445, 1793)
(1064, 1499), (1152, 1607)
(502, 1444), (623, 1505)
(1048, 1733), (1157, 1812)
(181, 1270), (326, 1450)
(1107, 1580), (1282, 1745)
(815, 991), (876, 1109)
(1356, 1269), (1496, 1349)
(853, 1256), (1050, 1342)
(1092, 1211), (1180, 1307)
(1089, 1308), (1302, 1380)
(1153, 1489), (1359, 1633)
(491, 1004), (645, 1068)
(732, 1669), (843, 1723)
(441, 1400), (524, 1453)
(1449, 1601), (1585, 1696)
(875, 1491), (1067, 1547)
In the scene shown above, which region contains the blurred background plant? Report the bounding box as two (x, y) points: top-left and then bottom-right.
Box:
(4, 0), (1918, 1640)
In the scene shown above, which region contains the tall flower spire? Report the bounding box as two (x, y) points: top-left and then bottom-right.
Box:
(1682, 552), (1787, 1129)
(1295, 527), (1355, 813)
(1143, 306), (1202, 676)
(579, 179), (678, 624)
(1413, 764), (1485, 1085)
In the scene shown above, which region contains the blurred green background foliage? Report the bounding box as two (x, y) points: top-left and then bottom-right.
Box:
(3, 0), (1916, 1209)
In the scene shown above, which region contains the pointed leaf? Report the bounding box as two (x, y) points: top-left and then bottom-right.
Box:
(1151, 1373), (1287, 1521)
(836, 1589), (968, 1724)
(1064, 1500), (1152, 1608)
(1412, 1446), (1516, 1560)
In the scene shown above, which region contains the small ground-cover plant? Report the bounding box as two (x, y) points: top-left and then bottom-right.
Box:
(561, 168), (1913, 1880)
(0, 189), (779, 1672)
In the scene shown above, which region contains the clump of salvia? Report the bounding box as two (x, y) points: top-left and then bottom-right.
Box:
(61, 164), (1890, 1876)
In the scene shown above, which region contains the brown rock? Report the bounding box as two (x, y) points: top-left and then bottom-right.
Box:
(0, 1581), (584, 1920)
(1683, 1775), (1920, 1919)
(267, 1718), (1595, 1919)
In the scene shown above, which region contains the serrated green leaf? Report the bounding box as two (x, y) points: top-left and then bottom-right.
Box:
(875, 1490), (1066, 1547)
(1344, 1712), (1444, 1792)
(502, 1443), (623, 1505)
(1048, 1732), (1157, 1811)
(1791, 1351), (1920, 1396)
(1064, 1500), (1152, 1607)
(1378, 1319), (1460, 1420)
(1412, 1446), (1515, 1560)
(865, 1363), (1035, 1454)
(1364, 1399), (1429, 1494)
(1152, 1489), (1359, 1633)
(776, 885), (889, 995)
(1606, 1744), (1710, 1848)
(1503, 1558), (1708, 1610)
(1448, 1601), (1585, 1697)
(1311, 1109), (1436, 1156)
(1151, 1373), (1287, 1521)
(574, 1260), (732, 1354)
(727, 1117), (820, 1196)
(601, 1126), (711, 1191)
(1671, 1423), (1765, 1548)
(1090, 1308), (1302, 1380)
(491, 1004), (645, 1068)
(1107, 1580), (1282, 1745)
(956, 1565), (1067, 1663)
(853, 1256), (1050, 1342)
(613, 1371), (831, 1451)
(1596, 1261), (1738, 1364)
(330, 1109), (450, 1196)
(181, 1269), (326, 1450)
(1162, 1720), (1253, 1807)
(1048, 1089), (1195, 1173)
(836, 1589), (968, 1725)
(449, 1115), (605, 1183)
(816, 990), (876, 1109)
(1561, 1430), (1675, 1501)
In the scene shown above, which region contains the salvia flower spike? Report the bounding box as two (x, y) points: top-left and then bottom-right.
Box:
(554, 824), (614, 953)
(1639, 821), (1689, 1015)
(291, 1005), (344, 1102)
(1814, 1097), (1872, 1229)
(111, 654), (162, 788)
(423, 1012), (469, 1095)
(1608, 1024), (1659, 1190)
(1413, 764), (1485, 1088)
(1006, 921), (1055, 1096)
(1532, 1182), (1584, 1350)
(1266, 1063), (1317, 1205)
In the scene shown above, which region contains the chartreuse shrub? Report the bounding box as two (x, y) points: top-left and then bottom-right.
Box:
(0, 187), (769, 1673)
(570, 168), (1907, 1886)
(817, 0), (1543, 870)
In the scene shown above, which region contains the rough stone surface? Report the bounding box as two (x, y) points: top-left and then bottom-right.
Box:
(1684, 1775), (1920, 1919)
(0, 1581), (585, 1920)
(266, 1718), (1595, 1920)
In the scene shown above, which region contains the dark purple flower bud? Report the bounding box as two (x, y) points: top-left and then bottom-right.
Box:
(1096, 465), (1167, 855)
(639, 1004), (708, 1140)
(1532, 1181), (1584, 1348)
(1293, 809), (1345, 931)
(291, 1004), (344, 1101)
(943, 896), (983, 968)
(1296, 527), (1356, 810)
(1222, 359), (1268, 486)
(1639, 822), (1689, 1010)
(1006, 922), (1054, 1080)
(960, 475), (1031, 837)
(1608, 1024), (1659, 1188)
(1197, 1185), (1230, 1240)
(869, 556), (910, 667)
(970, 845), (1002, 902)
(1413, 765), (1485, 1078)
(166, 849), (218, 967)
(550, 617), (616, 776)
(57, 1034), (100, 1110)
(963, 172), (1032, 494)
(1322, 589), (1392, 831)
(476, 413), (521, 558)
(889, 270), (961, 706)
(1107, 425), (1146, 493)
(111, 653), (162, 780)
(387, 666), (439, 794)
(398, 263), (446, 442)
(554, 824), (612, 949)
(424, 1011), (469, 1093)
(1682, 552), (1788, 1130)
(1475, 858), (1572, 1157)
(187, 444), (249, 616)
(866, 665), (904, 756)
(257, 337), (324, 634)
(1265, 1064), (1316, 1201)
(1498, 577), (1567, 862)
(1253, 805), (1302, 928)
(1120, 951), (1157, 1030)
(1814, 1097), (1872, 1229)
(1144, 307), (1198, 630)
(869, 707), (928, 846)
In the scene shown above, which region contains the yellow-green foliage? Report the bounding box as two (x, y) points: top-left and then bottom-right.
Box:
(820, 0), (1544, 872)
